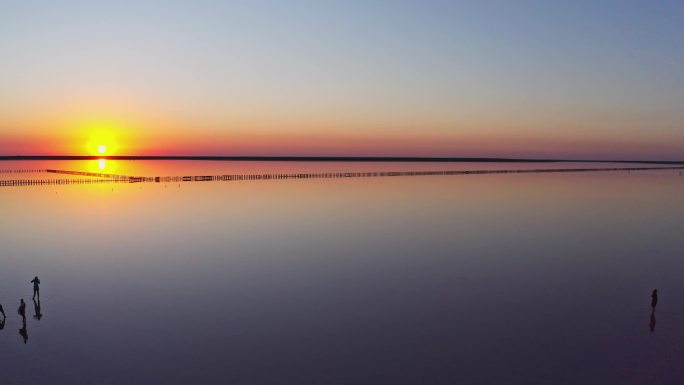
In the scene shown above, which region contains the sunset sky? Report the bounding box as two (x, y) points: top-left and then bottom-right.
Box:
(1, 1), (683, 159)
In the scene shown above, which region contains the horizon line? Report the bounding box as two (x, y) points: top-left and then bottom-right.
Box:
(1, 155), (684, 165)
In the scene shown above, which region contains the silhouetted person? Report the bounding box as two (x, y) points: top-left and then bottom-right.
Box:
(33, 298), (42, 321)
(31, 276), (41, 300)
(650, 310), (656, 332)
(18, 299), (25, 317)
(651, 289), (658, 310)
(19, 316), (27, 344)
(0, 304), (5, 318)
(0, 305), (5, 330)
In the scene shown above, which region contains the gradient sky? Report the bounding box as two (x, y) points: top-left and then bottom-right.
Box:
(1, 0), (683, 159)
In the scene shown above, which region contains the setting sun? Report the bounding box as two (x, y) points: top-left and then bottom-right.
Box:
(83, 124), (121, 156)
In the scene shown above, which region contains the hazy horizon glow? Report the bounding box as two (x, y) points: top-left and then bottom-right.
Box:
(1, 1), (683, 159)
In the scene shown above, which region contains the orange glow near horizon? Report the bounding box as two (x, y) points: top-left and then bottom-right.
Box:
(3, 110), (683, 161)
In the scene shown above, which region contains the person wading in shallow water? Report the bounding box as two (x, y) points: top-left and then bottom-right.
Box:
(31, 276), (40, 300)
(651, 289), (658, 310)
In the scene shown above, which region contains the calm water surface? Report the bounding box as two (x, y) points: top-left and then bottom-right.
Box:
(1, 161), (683, 384)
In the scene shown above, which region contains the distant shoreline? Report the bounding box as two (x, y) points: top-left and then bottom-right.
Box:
(0, 155), (684, 165)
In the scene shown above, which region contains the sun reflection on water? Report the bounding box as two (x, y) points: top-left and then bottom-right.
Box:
(86, 158), (121, 174)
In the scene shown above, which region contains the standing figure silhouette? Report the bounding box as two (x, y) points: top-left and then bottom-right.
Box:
(0, 304), (5, 330)
(18, 299), (26, 317)
(651, 289), (658, 310)
(31, 276), (41, 300)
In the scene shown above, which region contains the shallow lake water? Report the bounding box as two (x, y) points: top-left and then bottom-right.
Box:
(1, 160), (683, 384)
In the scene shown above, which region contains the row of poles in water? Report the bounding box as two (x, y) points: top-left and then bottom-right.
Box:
(0, 169), (47, 173)
(1, 166), (683, 187)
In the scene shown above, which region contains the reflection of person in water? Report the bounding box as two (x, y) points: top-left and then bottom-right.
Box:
(31, 276), (41, 300)
(650, 310), (656, 332)
(33, 299), (42, 321)
(19, 315), (28, 344)
(649, 289), (658, 333)
(0, 304), (5, 330)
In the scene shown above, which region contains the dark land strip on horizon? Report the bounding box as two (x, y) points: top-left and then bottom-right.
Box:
(1, 155), (684, 164)
(1, 165), (683, 187)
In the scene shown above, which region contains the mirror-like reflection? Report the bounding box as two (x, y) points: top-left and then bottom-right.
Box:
(0, 280), (45, 344)
(650, 289), (658, 333)
(33, 299), (42, 321)
(18, 317), (27, 344)
(2, 160), (684, 384)
(650, 310), (656, 333)
(17, 299), (27, 344)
